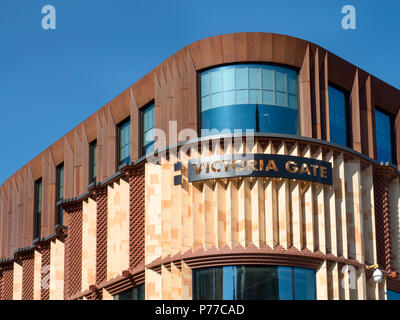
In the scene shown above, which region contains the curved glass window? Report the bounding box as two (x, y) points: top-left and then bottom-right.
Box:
(113, 284), (145, 300)
(200, 64), (298, 135)
(193, 265), (316, 300)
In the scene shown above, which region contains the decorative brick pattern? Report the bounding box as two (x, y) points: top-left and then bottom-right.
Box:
(40, 243), (51, 300)
(0, 269), (3, 300)
(67, 207), (83, 297)
(129, 165), (145, 269)
(373, 172), (393, 271)
(2, 264), (13, 300)
(63, 213), (71, 299)
(95, 187), (108, 286)
(21, 252), (35, 300)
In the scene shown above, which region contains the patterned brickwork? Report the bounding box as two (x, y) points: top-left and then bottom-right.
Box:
(2, 264), (13, 300)
(40, 243), (51, 300)
(67, 207), (83, 297)
(129, 166), (145, 269)
(63, 213), (71, 299)
(373, 172), (393, 271)
(0, 270), (3, 300)
(21, 252), (35, 300)
(96, 187), (108, 286)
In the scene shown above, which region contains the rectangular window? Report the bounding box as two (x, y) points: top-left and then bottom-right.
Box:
(117, 118), (131, 166)
(34, 178), (42, 239)
(328, 84), (349, 147)
(141, 103), (155, 156)
(375, 108), (395, 163)
(55, 163), (64, 225)
(89, 140), (97, 184)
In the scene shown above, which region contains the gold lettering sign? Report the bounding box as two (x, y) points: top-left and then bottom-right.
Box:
(232, 159), (245, 171)
(299, 163), (311, 175)
(285, 161), (298, 173)
(211, 161), (221, 173)
(193, 163), (203, 175)
(265, 160), (278, 172)
(187, 154), (332, 185)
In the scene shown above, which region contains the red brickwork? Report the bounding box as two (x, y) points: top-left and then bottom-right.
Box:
(2, 263), (13, 300)
(40, 243), (51, 300)
(0, 269), (2, 300)
(21, 252), (35, 300)
(129, 165), (145, 269)
(373, 172), (394, 271)
(95, 187), (108, 286)
(63, 204), (83, 299)
(63, 212), (71, 299)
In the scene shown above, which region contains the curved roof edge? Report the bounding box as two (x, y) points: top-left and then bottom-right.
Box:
(1, 32), (399, 191)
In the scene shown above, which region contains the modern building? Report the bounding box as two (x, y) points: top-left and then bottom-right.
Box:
(0, 32), (400, 300)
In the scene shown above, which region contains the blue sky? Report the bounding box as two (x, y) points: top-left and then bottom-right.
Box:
(0, 0), (399, 185)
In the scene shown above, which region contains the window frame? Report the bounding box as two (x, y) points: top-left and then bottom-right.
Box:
(140, 101), (155, 157)
(327, 82), (351, 148)
(117, 117), (131, 167)
(33, 178), (42, 240)
(55, 163), (64, 225)
(374, 106), (396, 164)
(89, 139), (97, 184)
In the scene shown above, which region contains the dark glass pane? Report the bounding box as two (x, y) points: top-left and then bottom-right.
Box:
(193, 267), (223, 300)
(193, 266), (316, 301)
(34, 179), (42, 239)
(328, 85), (348, 147)
(235, 266), (279, 300)
(56, 163), (64, 224)
(56, 206), (63, 226)
(56, 164), (64, 201)
(258, 105), (298, 135)
(118, 120), (131, 165)
(375, 109), (393, 163)
(55, 164), (64, 225)
(114, 285), (145, 300)
(277, 266), (293, 300)
(201, 104), (257, 135)
(89, 141), (97, 183)
(387, 289), (400, 300)
(293, 267), (316, 300)
(142, 104), (155, 156)
(193, 266), (280, 300)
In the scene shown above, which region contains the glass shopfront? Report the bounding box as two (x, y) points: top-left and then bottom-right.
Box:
(193, 265), (316, 300)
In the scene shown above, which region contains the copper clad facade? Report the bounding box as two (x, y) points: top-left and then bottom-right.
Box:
(0, 32), (400, 300)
